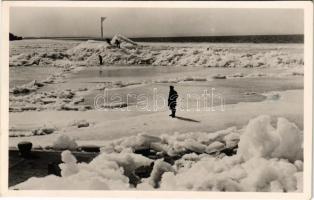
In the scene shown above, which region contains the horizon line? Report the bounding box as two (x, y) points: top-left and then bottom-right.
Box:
(20, 33), (304, 39)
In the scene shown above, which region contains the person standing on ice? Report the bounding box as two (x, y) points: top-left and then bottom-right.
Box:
(98, 55), (103, 76)
(115, 39), (121, 48)
(98, 55), (103, 65)
(168, 86), (178, 118)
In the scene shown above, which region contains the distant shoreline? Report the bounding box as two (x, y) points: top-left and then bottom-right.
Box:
(21, 34), (304, 43)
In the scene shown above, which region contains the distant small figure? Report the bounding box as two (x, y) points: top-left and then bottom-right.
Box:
(98, 55), (103, 65)
(168, 86), (178, 118)
(115, 39), (121, 48)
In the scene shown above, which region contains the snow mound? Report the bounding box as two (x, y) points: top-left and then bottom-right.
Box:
(52, 134), (78, 150)
(139, 159), (174, 189)
(66, 40), (110, 62)
(59, 150), (79, 177)
(12, 115), (303, 192)
(238, 115), (303, 162)
(159, 156), (300, 192)
(12, 151), (152, 190)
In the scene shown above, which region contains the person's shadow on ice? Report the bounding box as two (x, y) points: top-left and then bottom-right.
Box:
(175, 116), (201, 123)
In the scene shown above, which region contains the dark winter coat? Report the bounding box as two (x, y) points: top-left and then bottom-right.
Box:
(168, 89), (178, 109)
(98, 55), (103, 65)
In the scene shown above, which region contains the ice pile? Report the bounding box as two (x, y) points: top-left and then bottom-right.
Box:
(69, 120), (90, 128)
(32, 125), (56, 136)
(10, 80), (44, 95)
(238, 115), (303, 162)
(158, 154), (302, 192)
(13, 150), (152, 190)
(10, 75), (64, 96)
(10, 63), (76, 96)
(9, 39), (80, 57)
(9, 40), (303, 78)
(101, 129), (239, 157)
(66, 40), (110, 62)
(64, 41), (305, 69)
(9, 39), (81, 67)
(9, 88), (91, 112)
(12, 115), (303, 192)
(9, 52), (70, 67)
(158, 115), (303, 191)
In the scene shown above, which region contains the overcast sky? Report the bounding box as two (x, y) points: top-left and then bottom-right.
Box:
(10, 7), (304, 38)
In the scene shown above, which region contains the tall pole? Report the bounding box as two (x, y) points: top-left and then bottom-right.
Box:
(100, 17), (106, 40)
(100, 18), (103, 39)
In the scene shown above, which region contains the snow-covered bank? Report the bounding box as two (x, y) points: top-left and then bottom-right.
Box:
(11, 114), (303, 192)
